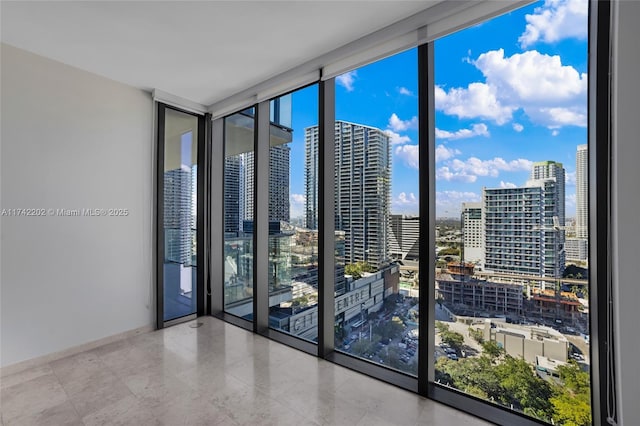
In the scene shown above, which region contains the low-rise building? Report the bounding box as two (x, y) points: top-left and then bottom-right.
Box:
(436, 263), (523, 317)
(483, 320), (569, 363)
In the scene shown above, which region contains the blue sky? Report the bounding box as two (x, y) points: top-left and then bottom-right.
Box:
(287, 0), (588, 219)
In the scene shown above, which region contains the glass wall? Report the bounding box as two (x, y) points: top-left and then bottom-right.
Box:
(332, 49), (420, 375)
(162, 107), (199, 321)
(433, 1), (591, 424)
(208, 1), (603, 423)
(223, 109), (255, 318)
(267, 86), (319, 342)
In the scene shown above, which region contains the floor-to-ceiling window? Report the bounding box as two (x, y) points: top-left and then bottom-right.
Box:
(267, 86), (320, 342)
(157, 105), (203, 325)
(432, 1), (592, 424)
(203, 1), (608, 424)
(331, 49), (420, 376)
(223, 109), (256, 319)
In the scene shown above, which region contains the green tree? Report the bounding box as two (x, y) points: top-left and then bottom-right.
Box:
(439, 247), (460, 256)
(435, 321), (450, 334)
(441, 330), (464, 352)
(344, 261), (374, 280)
(481, 341), (504, 359)
(468, 327), (484, 344)
(437, 356), (502, 401)
(550, 361), (592, 426)
(379, 317), (404, 341)
(495, 356), (554, 420)
(345, 263), (363, 279)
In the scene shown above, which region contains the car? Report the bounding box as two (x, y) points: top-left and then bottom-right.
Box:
(447, 353), (459, 361)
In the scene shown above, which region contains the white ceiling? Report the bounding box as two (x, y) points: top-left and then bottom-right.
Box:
(1, 1), (441, 106)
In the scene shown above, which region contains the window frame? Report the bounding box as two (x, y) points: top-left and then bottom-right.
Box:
(156, 102), (207, 329)
(199, 0), (614, 423)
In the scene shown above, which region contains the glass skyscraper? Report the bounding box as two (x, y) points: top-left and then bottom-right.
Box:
(305, 121), (391, 270)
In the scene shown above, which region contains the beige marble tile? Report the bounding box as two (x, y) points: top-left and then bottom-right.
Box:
(174, 358), (234, 394)
(61, 369), (133, 418)
(5, 401), (82, 426)
(417, 402), (494, 426)
(275, 379), (368, 426)
(49, 351), (105, 387)
(207, 377), (317, 426)
(357, 411), (414, 426)
(0, 373), (68, 422)
(0, 364), (54, 390)
(151, 390), (235, 426)
(1, 317), (504, 426)
(121, 367), (193, 410)
(336, 372), (427, 425)
(81, 395), (161, 426)
(224, 356), (302, 395)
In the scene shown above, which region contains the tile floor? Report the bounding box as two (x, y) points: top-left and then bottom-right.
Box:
(0, 317), (492, 425)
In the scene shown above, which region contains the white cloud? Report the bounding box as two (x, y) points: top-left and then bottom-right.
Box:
(385, 130), (411, 145)
(437, 156), (533, 182)
(398, 87), (414, 96)
(436, 191), (481, 216)
(566, 193), (577, 207)
(474, 49), (587, 106)
(435, 83), (514, 125)
(513, 123), (524, 132)
(388, 113), (418, 132)
(336, 70), (357, 92)
(437, 49), (587, 129)
(500, 181), (517, 188)
(397, 192), (418, 205)
(435, 123), (489, 140)
(436, 166), (477, 183)
(519, 0), (588, 48)
(394, 144), (419, 169)
(393, 192), (419, 214)
(528, 107), (587, 128)
(435, 144), (461, 162)
(551, 130), (560, 136)
(291, 193), (306, 204)
(290, 193), (306, 218)
(566, 171), (576, 186)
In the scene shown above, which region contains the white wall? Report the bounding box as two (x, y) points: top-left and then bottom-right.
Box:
(612, 2), (640, 424)
(0, 44), (154, 367)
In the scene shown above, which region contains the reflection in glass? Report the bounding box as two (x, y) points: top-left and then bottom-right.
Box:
(224, 110), (255, 318)
(268, 86), (320, 342)
(163, 108), (198, 321)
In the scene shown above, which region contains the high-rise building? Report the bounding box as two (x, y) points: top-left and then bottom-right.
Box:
(305, 125), (320, 230)
(164, 165), (194, 265)
(461, 202), (483, 266)
(576, 144), (588, 239)
(239, 146), (291, 225)
(483, 163), (566, 278)
(224, 156), (240, 234)
(390, 215), (420, 261)
(566, 237), (588, 261)
(241, 151), (254, 223)
(269, 144), (291, 222)
(305, 121), (391, 269)
(530, 160), (565, 225)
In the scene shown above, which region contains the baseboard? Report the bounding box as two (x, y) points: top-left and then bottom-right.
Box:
(0, 324), (154, 377)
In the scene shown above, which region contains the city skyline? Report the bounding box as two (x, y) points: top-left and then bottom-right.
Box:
(285, 0), (587, 219)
